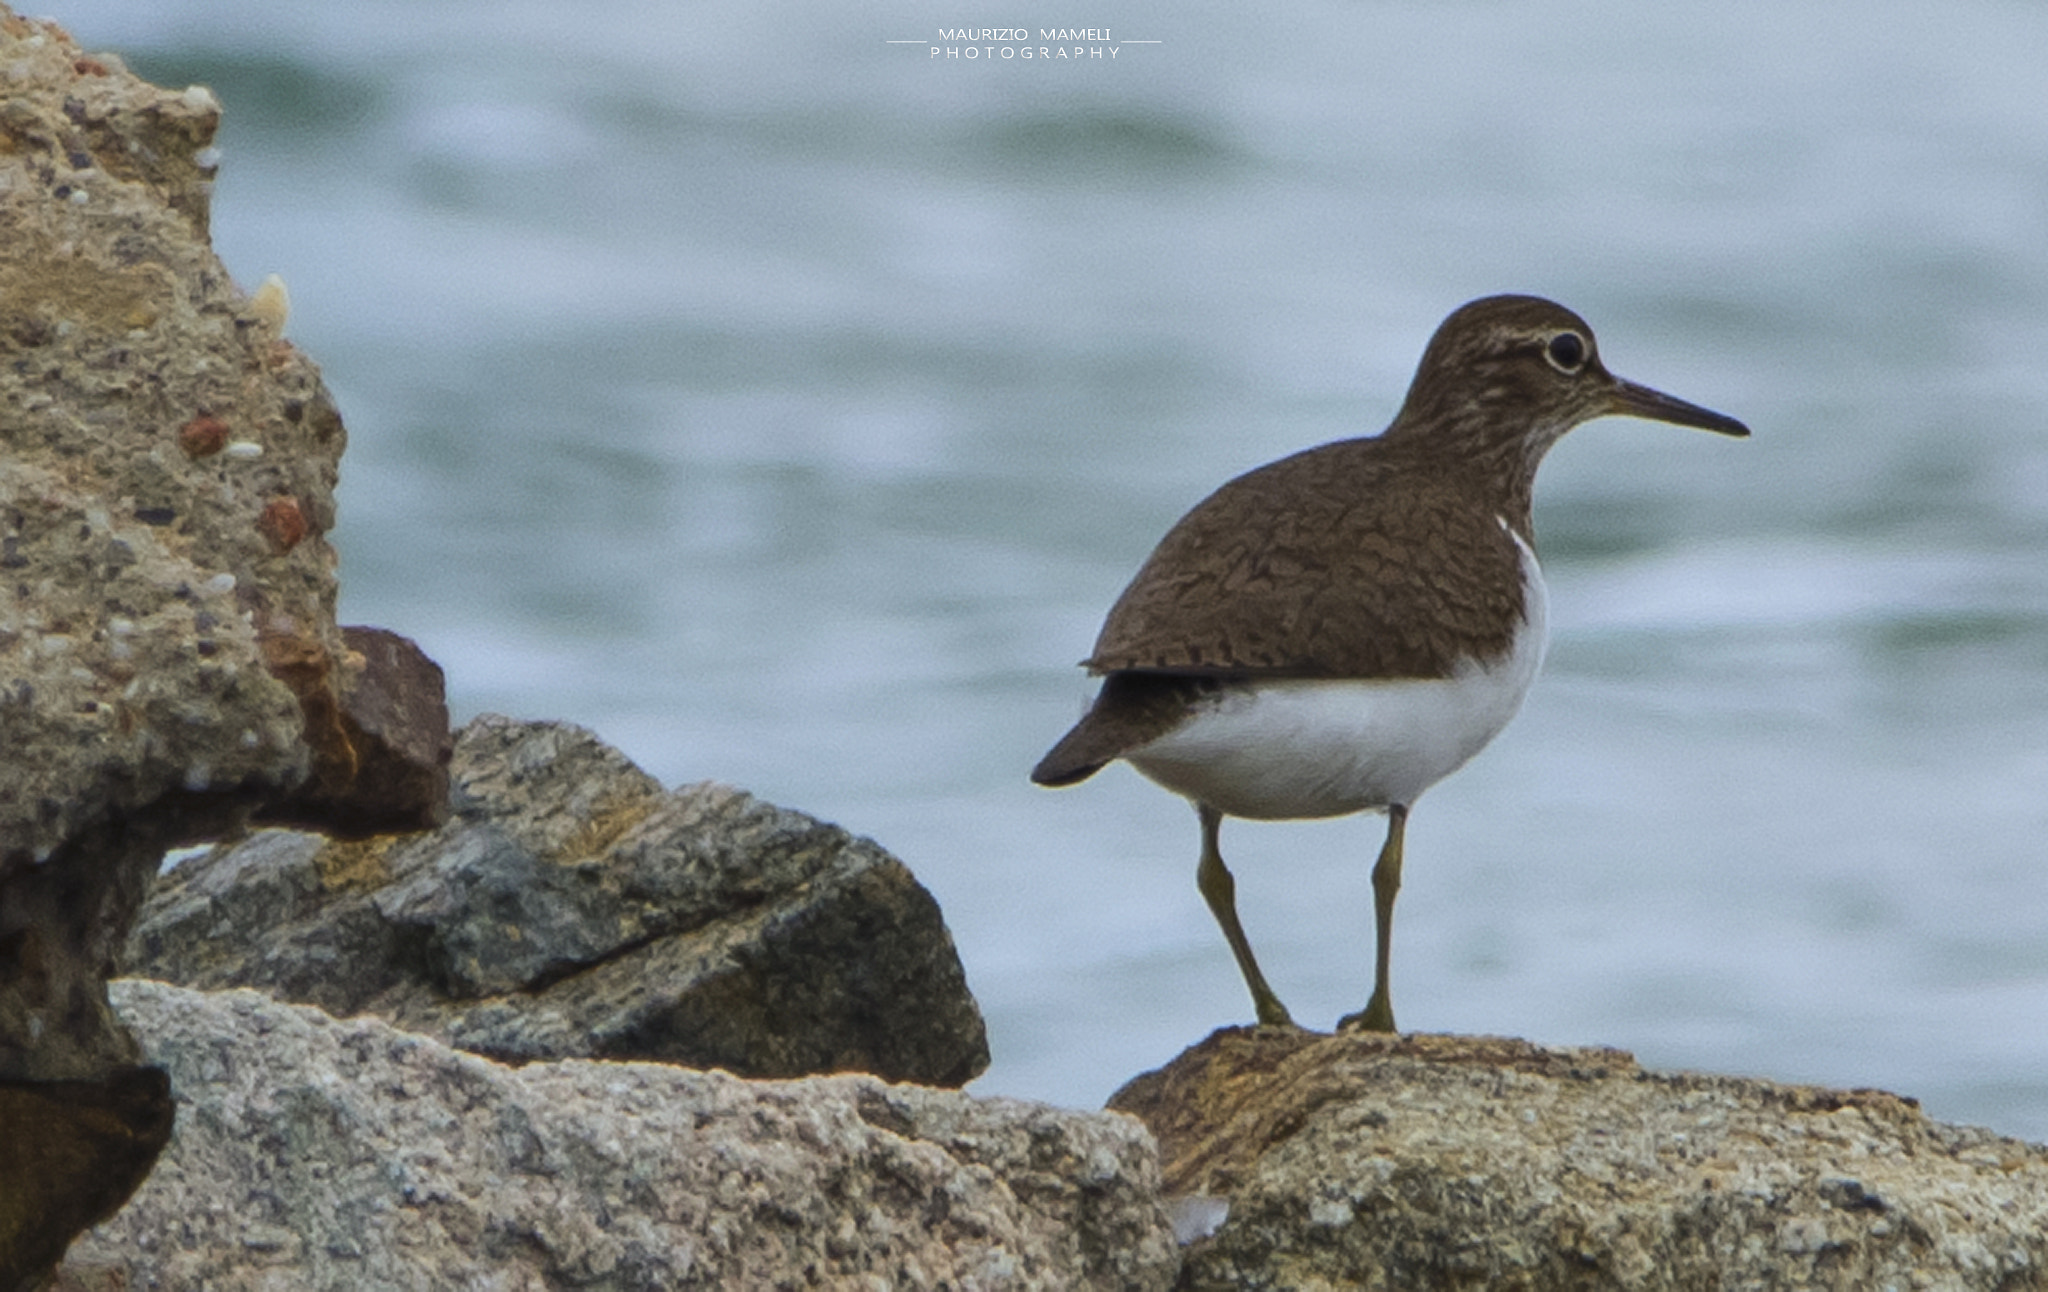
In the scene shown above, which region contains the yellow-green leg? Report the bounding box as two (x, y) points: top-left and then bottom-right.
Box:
(1339, 803), (1408, 1033)
(1195, 803), (1295, 1028)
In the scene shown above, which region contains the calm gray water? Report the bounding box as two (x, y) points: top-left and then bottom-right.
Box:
(85, 1), (2048, 1138)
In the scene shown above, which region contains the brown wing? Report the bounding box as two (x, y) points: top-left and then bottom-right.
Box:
(1084, 438), (1529, 680)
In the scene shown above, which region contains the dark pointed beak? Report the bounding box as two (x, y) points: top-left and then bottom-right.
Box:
(1608, 377), (1750, 438)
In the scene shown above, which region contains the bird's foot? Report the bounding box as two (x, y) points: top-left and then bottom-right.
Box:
(1336, 992), (1396, 1034)
(1252, 994), (1298, 1030)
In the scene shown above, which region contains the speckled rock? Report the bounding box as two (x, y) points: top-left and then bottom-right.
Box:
(0, 1), (354, 1089)
(1109, 1027), (2048, 1291)
(0, 8), (343, 877)
(126, 715), (992, 1087)
(0, 11), (333, 1287)
(0, 13), (447, 1286)
(59, 981), (1178, 1291)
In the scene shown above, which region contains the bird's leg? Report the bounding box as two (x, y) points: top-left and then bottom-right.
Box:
(1340, 803), (1408, 1033)
(1194, 803), (1295, 1028)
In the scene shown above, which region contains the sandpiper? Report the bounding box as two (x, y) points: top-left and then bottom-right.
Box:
(1032, 295), (1747, 1031)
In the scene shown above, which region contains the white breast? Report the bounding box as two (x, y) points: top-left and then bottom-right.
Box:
(1125, 525), (1548, 821)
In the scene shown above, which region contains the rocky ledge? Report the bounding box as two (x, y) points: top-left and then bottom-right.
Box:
(1112, 1028), (2048, 1290)
(2, 8), (443, 1285)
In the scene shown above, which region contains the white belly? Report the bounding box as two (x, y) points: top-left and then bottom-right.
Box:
(1125, 533), (1549, 820)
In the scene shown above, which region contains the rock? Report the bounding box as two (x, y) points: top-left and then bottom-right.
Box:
(125, 714), (992, 1087)
(60, 981), (1178, 1291)
(1109, 1027), (2048, 1291)
(0, 6), (343, 883)
(0, 1066), (174, 1292)
(0, 4), (300, 1079)
(1, 12), (449, 1282)
(254, 625), (453, 838)
(0, 8), (334, 1285)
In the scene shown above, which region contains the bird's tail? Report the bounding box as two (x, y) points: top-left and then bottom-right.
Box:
(1030, 732), (1107, 787)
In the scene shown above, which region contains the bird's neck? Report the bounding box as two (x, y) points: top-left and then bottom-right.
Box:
(1377, 415), (1551, 547)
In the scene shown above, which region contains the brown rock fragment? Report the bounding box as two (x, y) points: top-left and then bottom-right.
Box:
(254, 626), (452, 837)
(175, 413), (229, 457)
(255, 494), (308, 552)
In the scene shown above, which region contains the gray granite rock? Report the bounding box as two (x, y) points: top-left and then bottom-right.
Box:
(61, 981), (1178, 1291)
(126, 715), (992, 1087)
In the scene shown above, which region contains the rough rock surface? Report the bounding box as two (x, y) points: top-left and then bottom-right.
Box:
(0, 13), (450, 1284)
(0, 10), (348, 1287)
(126, 714), (991, 1087)
(0, 8), (342, 882)
(61, 981), (1177, 1291)
(1110, 1026), (2048, 1291)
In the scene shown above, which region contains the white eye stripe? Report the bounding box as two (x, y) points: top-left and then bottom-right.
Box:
(1543, 330), (1588, 374)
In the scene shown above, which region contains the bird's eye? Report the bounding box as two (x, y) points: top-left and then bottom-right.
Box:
(1545, 331), (1587, 373)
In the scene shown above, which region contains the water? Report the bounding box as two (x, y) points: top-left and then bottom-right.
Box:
(74, 1), (2048, 1138)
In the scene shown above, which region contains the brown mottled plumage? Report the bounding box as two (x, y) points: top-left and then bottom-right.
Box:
(1032, 294), (1748, 1032)
(1085, 443), (1528, 678)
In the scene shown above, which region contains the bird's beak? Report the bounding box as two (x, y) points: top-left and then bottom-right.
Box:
(1608, 377), (1750, 438)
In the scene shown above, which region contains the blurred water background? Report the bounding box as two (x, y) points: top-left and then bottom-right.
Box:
(77, 1), (2048, 1137)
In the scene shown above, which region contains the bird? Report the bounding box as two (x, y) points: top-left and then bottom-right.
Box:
(1031, 294), (1748, 1032)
